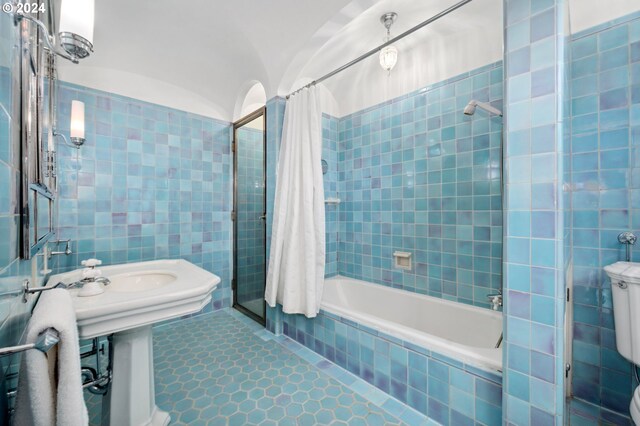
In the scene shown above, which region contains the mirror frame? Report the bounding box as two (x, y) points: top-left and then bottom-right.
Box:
(18, 0), (57, 259)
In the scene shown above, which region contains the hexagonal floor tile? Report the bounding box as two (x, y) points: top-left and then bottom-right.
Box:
(84, 311), (411, 425)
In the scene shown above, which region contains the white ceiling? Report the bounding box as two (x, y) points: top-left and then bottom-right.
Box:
(56, 0), (639, 121)
(58, 0), (356, 121)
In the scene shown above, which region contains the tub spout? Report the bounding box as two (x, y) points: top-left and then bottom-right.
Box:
(487, 292), (502, 311)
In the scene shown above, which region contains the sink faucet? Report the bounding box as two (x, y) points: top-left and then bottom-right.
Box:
(69, 276), (111, 288)
(68, 259), (110, 294)
(487, 292), (502, 311)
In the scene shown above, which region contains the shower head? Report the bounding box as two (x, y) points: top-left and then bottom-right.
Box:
(463, 102), (477, 115)
(464, 100), (502, 117)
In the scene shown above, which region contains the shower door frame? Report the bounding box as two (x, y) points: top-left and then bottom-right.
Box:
(232, 107), (267, 325)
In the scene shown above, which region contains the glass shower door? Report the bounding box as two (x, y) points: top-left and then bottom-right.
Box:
(233, 109), (266, 323)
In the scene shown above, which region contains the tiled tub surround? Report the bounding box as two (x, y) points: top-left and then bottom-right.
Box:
(319, 276), (502, 369)
(337, 62), (504, 309)
(236, 126), (266, 305)
(282, 275), (503, 424)
(52, 82), (233, 310)
(569, 11), (640, 417)
(283, 308), (502, 425)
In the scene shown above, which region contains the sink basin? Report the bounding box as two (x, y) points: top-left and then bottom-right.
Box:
(47, 259), (220, 339)
(47, 259), (220, 426)
(108, 271), (177, 292)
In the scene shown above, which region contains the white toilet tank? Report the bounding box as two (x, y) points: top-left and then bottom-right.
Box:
(604, 261), (640, 365)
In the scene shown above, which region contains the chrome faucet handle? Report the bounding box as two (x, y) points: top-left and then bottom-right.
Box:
(82, 268), (102, 281)
(94, 277), (111, 286)
(618, 232), (637, 245)
(487, 292), (503, 311)
(81, 259), (102, 268)
(49, 240), (73, 257)
(618, 232), (637, 262)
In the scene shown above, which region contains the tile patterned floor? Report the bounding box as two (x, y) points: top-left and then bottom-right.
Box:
(85, 310), (431, 425)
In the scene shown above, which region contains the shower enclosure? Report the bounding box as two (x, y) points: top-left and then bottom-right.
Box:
(277, 0), (512, 422)
(233, 108), (267, 324)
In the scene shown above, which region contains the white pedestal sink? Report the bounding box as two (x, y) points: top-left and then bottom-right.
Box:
(48, 259), (220, 426)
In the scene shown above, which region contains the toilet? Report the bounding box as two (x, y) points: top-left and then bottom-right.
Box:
(604, 261), (640, 423)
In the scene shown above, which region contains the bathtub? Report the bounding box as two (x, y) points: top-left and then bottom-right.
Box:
(320, 275), (503, 372)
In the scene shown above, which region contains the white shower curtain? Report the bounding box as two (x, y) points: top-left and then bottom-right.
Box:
(265, 86), (326, 318)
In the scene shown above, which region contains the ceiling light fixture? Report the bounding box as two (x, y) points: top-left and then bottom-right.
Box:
(379, 12), (398, 75)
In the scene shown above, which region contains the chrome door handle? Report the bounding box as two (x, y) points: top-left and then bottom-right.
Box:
(258, 214), (266, 221)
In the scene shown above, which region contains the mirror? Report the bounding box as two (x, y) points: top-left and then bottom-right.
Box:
(18, 0), (57, 259)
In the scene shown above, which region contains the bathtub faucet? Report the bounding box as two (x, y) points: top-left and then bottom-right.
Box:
(487, 292), (502, 311)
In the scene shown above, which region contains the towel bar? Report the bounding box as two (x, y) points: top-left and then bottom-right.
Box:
(0, 280), (67, 303)
(0, 328), (59, 357)
(22, 280), (68, 303)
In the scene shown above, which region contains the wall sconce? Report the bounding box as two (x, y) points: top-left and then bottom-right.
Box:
(53, 100), (86, 149)
(70, 101), (86, 147)
(59, 0), (95, 59)
(10, 0), (95, 64)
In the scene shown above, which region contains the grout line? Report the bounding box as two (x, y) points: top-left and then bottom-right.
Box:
(271, 329), (433, 425)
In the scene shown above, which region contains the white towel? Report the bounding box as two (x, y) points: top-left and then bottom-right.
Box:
(14, 289), (88, 426)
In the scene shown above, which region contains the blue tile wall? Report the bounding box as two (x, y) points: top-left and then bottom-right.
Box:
(562, 4), (575, 425)
(569, 11), (640, 417)
(0, 13), (53, 420)
(323, 114), (339, 277)
(265, 97), (286, 335)
(52, 82), (233, 311)
(235, 126), (265, 304)
(337, 63), (504, 309)
(282, 309), (502, 425)
(569, 397), (634, 425)
(502, 0), (569, 424)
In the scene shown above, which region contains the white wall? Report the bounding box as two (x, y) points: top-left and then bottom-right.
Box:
(323, 23), (503, 117)
(58, 66), (228, 120)
(569, 0), (638, 34)
(235, 82), (267, 121)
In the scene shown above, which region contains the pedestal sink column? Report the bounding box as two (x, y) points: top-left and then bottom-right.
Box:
(109, 325), (170, 426)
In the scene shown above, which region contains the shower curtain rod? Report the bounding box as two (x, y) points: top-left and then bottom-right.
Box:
(285, 0), (474, 99)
